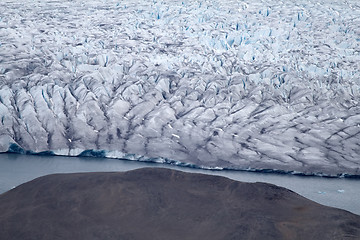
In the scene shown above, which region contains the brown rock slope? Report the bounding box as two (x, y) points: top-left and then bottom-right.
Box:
(0, 168), (359, 240)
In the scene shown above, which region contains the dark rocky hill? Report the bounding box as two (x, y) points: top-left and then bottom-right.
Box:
(0, 168), (359, 240)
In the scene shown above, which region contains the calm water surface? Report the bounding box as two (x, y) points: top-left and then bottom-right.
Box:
(1, 153), (359, 215)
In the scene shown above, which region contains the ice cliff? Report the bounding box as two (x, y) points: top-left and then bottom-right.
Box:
(0, 0), (359, 175)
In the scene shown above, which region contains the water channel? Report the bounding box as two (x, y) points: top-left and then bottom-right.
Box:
(1, 153), (359, 215)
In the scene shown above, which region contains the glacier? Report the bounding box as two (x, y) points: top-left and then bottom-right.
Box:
(0, 0), (359, 176)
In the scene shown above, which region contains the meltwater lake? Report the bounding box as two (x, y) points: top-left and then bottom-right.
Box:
(0, 153), (359, 215)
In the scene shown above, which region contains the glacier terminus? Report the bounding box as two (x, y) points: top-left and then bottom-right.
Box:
(0, 0), (359, 176)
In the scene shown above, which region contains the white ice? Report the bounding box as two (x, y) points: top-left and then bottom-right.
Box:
(0, 0), (359, 175)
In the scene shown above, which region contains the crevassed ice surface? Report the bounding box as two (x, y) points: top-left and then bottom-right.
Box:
(0, 0), (359, 175)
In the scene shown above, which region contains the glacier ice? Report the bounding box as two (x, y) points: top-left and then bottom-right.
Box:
(0, 0), (359, 176)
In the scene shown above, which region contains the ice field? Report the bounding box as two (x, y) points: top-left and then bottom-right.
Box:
(0, 0), (359, 176)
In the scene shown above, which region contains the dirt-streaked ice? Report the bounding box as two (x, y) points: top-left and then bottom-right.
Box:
(0, 0), (359, 175)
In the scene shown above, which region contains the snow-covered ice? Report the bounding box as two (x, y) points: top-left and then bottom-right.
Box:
(0, 0), (359, 176)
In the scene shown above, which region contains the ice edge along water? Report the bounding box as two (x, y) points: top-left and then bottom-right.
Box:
(0, 0), (360, 176)
(5, 144), (360, 179)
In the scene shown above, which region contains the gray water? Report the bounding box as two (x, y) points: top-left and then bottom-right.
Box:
(0, 153), (359, 215)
